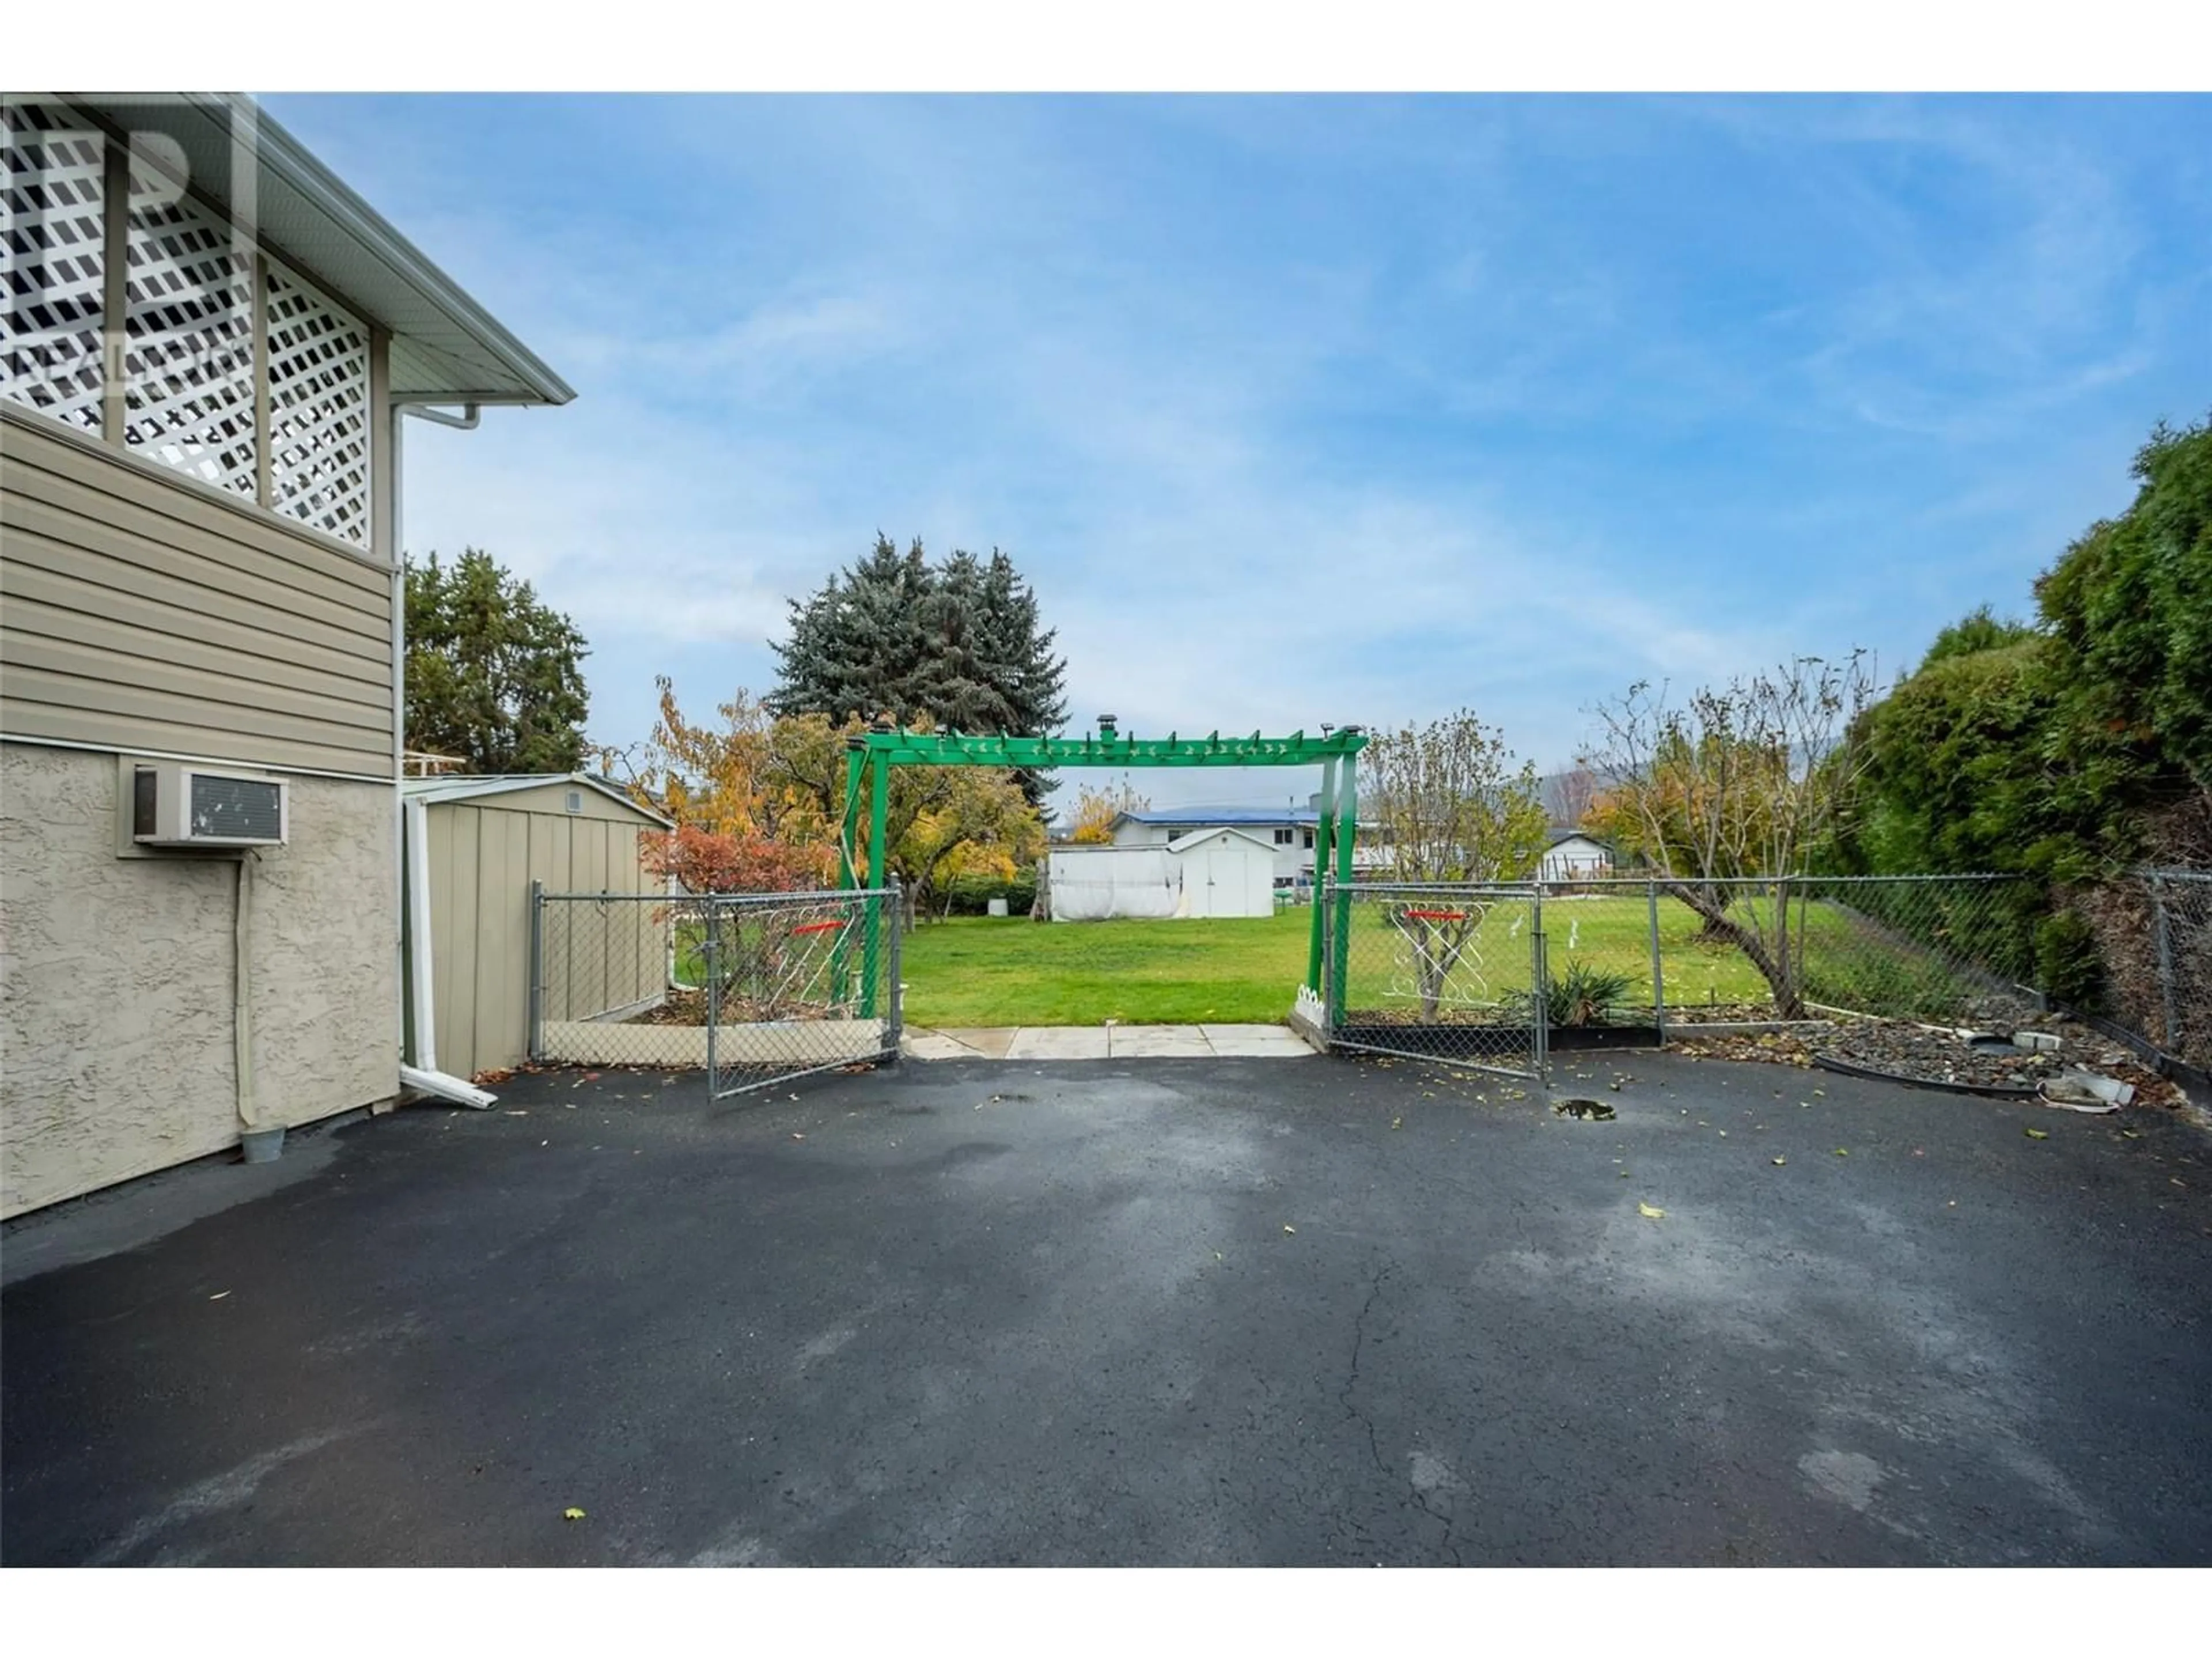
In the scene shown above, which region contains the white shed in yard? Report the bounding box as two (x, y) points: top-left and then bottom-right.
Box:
(1166, 827), (1278, 918)
(1047, 827), (1277, 921)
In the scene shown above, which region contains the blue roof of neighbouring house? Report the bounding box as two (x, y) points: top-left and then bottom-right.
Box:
(1113, 807), (1319, 828)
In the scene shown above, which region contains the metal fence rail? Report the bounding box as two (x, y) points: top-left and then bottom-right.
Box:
(1321, 878), (1547, 1079)
(532, 883), (901, 1096)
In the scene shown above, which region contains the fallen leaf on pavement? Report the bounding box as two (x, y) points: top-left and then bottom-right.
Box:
(2025, 1127), (2050, 1140)
(1282, 1225), (1297, 1235)
(1772, 1157), (1786, 1166)
(209, 1290), (230, 1300)
(563, 1508), (586, 1521)
(1638, 1202), (1665, 1219)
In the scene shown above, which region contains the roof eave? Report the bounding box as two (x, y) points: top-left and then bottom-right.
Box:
(59, 92), (574, 408)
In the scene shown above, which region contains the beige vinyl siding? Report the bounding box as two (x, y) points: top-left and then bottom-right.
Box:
(0, 411), (393, 778)
(424, 799), (662, 1081)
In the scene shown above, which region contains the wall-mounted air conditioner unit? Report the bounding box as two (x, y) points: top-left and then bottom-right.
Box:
(132, 763), (289, 848)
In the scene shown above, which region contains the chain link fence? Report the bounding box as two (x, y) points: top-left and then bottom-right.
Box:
(2084, 869), (2212, 1072)
(1313, 873), (2048, 1081)
(1320, 880), (1547, 1078)
(532, 885), (900, 1096)
(1516, 874), (2037, 1031)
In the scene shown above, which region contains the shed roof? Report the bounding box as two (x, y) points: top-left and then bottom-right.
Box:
(1546, 827), (1612, 849)
(1164, 825), (1281, 856)
(54, 93), (572, 406)
(402, 773), (672, 826)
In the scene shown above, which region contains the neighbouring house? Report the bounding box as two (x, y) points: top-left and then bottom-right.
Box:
(1538, 829), (1615, 882)
(401, 774), (671, 1084)
(1107, 802), (1390, 891)
(1048, 825), (1279, 920)
(1, 94), (572, 1217)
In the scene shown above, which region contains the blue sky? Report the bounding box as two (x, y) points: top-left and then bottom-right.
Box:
(266, 94), (2210, 808)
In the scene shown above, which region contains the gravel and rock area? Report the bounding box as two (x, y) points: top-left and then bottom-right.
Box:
(1668, 1014), (2187, 1109)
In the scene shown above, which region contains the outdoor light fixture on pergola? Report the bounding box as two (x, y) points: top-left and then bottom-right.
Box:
(836, 717), (1369, 998)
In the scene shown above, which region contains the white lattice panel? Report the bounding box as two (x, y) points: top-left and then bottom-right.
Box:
(1, 99), (108, 430)
(266, 265), (372, 547)
(122, 161), (257, 495)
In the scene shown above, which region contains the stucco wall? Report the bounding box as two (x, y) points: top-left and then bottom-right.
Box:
(1, 742), (400, 1217)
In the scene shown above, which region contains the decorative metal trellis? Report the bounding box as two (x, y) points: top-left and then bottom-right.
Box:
(1385, 899), (1497, 1012)
(0, 99), (108, 431)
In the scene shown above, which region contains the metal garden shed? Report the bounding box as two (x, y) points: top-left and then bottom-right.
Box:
(400, 774), (672, 1084)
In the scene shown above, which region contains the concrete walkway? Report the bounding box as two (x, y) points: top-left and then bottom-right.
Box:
(902, 1024), (1313, 1060)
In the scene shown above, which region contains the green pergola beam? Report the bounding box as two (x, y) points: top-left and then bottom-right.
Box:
(851, 729), (1366, 769)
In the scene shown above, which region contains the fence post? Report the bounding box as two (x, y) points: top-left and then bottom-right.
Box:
(1647, 879), (1666, 1044)
(704, 902), (720, 1096)
(1531, 884), (1549, 1082)
(2152, 873), (2179, 1051)
(1774, 876), (1793, 1015)
(1325, 875), (1350, 1031)
(885, 878), (904, 1057)
(527, 879), (544, 1063)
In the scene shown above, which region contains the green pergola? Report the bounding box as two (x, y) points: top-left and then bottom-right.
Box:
(836, 718), (1369, 1005)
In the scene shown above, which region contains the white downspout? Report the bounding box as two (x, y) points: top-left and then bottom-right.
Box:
(391, 398), (496, 1112)
(401, 794), (496, 1109)
(405, 794), (438, 1074)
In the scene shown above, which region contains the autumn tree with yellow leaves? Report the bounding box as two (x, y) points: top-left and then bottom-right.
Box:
(604, 678), (1044, 919)
(1066, 779), (1151, 844)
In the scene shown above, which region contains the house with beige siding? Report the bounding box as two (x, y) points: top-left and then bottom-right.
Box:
(1, 93), (572, 1216)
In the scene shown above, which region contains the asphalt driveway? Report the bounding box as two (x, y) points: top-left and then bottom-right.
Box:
(5, 1052), (2210, 1565)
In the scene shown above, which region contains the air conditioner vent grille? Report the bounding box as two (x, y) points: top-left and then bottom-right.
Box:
(190, 772), (284, 841)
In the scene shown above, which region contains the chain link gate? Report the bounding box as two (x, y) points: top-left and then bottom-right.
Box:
(1319, 877), (1548, 1080)
(531, 882), (902, 1097)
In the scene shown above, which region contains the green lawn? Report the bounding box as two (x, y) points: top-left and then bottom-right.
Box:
(898, 896), (1804, 1027)
(900, 910), (1315, 1026)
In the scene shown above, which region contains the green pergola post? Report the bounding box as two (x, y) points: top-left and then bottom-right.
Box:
(1306, 755), (1338, 992)
(1327, 758), (1358, 1024)
(861, 749), (891, 1017)
(831, 745), (865, 1004)
(837, 746), (865, 890)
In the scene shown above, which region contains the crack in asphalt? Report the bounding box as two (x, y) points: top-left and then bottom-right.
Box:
(1338, 1259), (1463, 1565)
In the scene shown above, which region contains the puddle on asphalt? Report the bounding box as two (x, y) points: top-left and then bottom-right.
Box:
(1552, 1097), (1618, 1122)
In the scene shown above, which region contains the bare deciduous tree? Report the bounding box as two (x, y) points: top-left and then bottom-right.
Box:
(1582, 653), (1878, 1017)
(1363, 713), (1550, 1020)
(1543, 763), (1601, 828)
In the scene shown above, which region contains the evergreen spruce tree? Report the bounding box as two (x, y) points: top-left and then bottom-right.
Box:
(770, 535), (1069, 746)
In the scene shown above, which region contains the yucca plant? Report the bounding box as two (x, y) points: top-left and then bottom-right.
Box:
(1506, 957), (1637, 1027)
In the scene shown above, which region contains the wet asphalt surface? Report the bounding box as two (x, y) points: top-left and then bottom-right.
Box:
(4, 1051), (2210, 1566)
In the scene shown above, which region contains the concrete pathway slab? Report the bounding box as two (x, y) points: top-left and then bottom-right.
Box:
(900, 1032), (976, 1060)
(1003, 1026), (1112, 1060)
(1108, 1025), (1213, 1058)
(937, 1028), (1018, 1059)
(1202, 1024), (1315, 1058)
